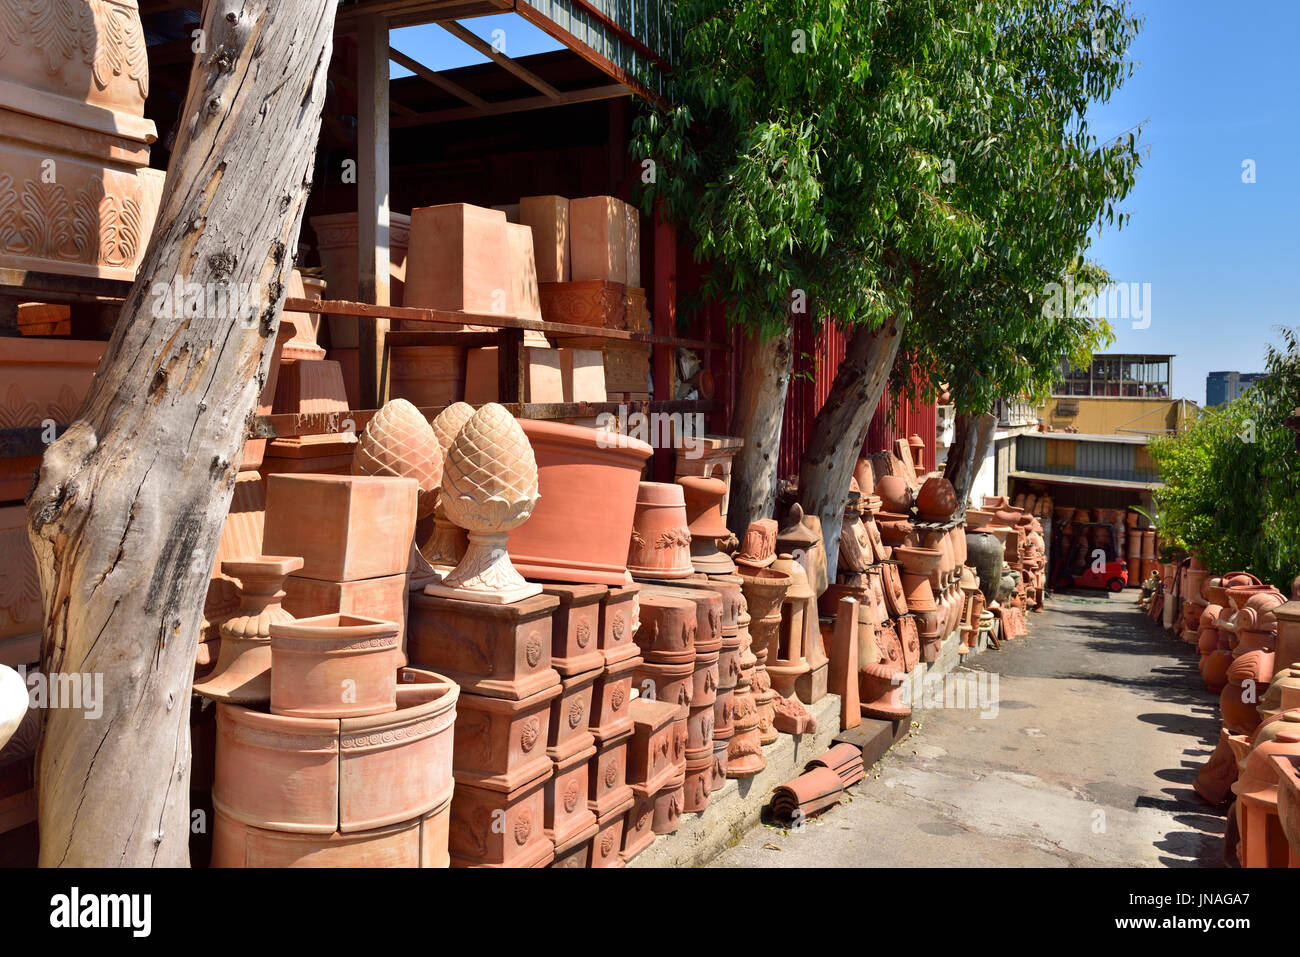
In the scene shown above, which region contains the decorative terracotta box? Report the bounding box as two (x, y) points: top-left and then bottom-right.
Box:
(263, 474), (418, 583)
(544, 742), (598, 857)
(588, 652), (641, 740)
(587, 725), (633, 818)
(538, 281), (626, 329)
(546, 666), (600, 763)
(407, 591), (560, 700)
(627, 697), (683, 793)
(541, 583), (607, 676)
(633, 591), (698, 664)
(448, 765), (554, 868)
(599, 584), (642, 665)
(452, 683), (561, 791)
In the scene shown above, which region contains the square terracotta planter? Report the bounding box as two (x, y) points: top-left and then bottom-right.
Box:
(591, 788), (633, 868)
(464, 345), (564, 405)
(448, 766), (554, 868)
(452, 684), (562, 791)
(405, 203), (514, 316)
(620, 788), (656, 864)
(561, 348), (607, 403)
(547, 666), (600, 763)
(587, 725), (633, 818)
(541, 583), (607, 676)
(570, 196), (627, 283)
(538, 280), (626, 329)
(519, 195), (570, 283)
(282, 573), (408, 655)
(551, 836), (592, 869)
(589, 652), (641, 741)
(507, 222), (543, 322)
(627, 697), (682, 792)
(599, 584), (641, 666)
(263, 474), (418, 583)
(310, 210), (411, 342)
(544, 742), (598, 855)
(408, 591), (561, 700)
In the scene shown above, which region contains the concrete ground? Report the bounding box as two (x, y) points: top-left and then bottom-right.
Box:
(709, 590), (1227, 868)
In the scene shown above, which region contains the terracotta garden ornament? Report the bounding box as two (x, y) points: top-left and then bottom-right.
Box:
(726, 596), (765, 778)
(837, 495), (876, 578)
(739, 565), (792, 745)
(195, 556), (304, 705)
(422, 402), (475, 573)
(679, 476), (735, 575)
(352, 398), (444, 591)
(735, 519), (778, 571)
(778, 502), (828, 597)
(627, 482), (695, 580)
(771, 692), (817, 735)
(426, 403), (542, 604)
(768, 554), (815, 699)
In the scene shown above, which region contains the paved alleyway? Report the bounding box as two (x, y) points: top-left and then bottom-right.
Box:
(710, 591), (1227, 867)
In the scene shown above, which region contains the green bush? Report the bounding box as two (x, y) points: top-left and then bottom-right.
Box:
(1148, 329), (1300, 589)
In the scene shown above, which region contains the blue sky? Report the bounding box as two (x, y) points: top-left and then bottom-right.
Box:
(389, 14), (561, 77)
(1086, 0), (1300, 403)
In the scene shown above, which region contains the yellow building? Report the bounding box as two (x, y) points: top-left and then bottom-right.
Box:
(1035, 353), (1197, 436)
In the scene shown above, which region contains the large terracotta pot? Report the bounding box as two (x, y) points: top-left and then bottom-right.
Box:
(269, 614), (402, 719)
(965, 526), (1002, 603)
(0, 0), (164, 281)
(507, 420), (653, 585)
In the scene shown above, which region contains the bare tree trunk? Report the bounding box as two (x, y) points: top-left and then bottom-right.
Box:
(943, 411), (996, 511)
(727, 330), (792, 537)
(26, 0), (336, 867)
(797, 319), (904, 580)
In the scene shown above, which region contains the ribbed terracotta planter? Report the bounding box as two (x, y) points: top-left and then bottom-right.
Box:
(269, 614), (401, 719)
(507, 420), (653, 585)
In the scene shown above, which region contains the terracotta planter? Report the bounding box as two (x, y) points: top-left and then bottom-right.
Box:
(634, 659), (694, 714)
(547, 666), (599, 763)
(627, 697), (682, 792)
(598, 584), (642, 666)
(213, 804), (446, 868)
(539, 280), (626, 328)
(453, 682), (562, 791)
(735, 519), (778, 570)
(916, 477), (959, 522)
(540, 583), (606, 676)
(389, 345), (467, 408)
(195, 556), (304, 705)
(589, 652), (641, 741)
(269, 614), (401, 719)
(407, 590), (560, 700)
(263, 474), (417, 583)
(652, 772), (686, 835)
(627, 482), (694, 580)
(507, 420), (653, 585)
(282, 573), (408, 663)
(544, 741), (598, 855)
(711, 738), (729, 792)
(448, 766), (554, 868)
(587, 725), (633, 818)
(621, 789), (657, 863)
(310, 211), (410, 348)
(679, 476), (734, 575)
(632, 591), (698, 664)
(589, 792), (633, 868)
(684, 751), (713, 813)
(893, 545), (942, 611)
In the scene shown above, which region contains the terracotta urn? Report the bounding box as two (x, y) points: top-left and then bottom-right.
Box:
(627, 482), (695, 580)
(195, 556), (304, 705)
(422, 401), (475, 572)
(678, 476), (734, 575)
(427, 403), (541, 604)
(738, 565), (791, 745)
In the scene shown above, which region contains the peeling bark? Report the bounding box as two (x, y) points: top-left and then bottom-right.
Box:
(26, 0), (336, 867)
(797, 319), (905, 580)
(727, 330), (793, 538)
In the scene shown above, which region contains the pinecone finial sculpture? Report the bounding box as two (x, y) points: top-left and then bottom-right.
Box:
(422, 402), (476, 574)
(424, 403), (541, 604)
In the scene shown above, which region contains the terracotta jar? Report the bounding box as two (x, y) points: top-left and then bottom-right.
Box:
(875, 476), (914, 515)
(508, 420), (653, 586)
(195, 556), (305, 705)
(627, 482), (695, 580)
(679, 476), (734, 575)
(269, 614), (401, 719)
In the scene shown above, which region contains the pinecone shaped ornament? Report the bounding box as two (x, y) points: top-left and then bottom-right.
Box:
(352, 398), (443, 591)
(425, 403), (542, 604)
(422, 402), (475, 575)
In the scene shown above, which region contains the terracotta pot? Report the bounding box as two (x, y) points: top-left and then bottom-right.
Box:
(875, 476), (914, 515)
(539, 280), (626, 328)
(541, 583), (607, 676)
(627, 482), (694, 580)
(453, 683), (562, 791)
(448, 766), (554, 868)
(620, 789), (657, 863)
(679, 476), (734, 575)
(269, 614), (401, 719)
(589, 792), (633, 868)
(634, 659), (694, 715)
(632, 591), (697, 664)
(589, 653), (641, 742)
(916, 477), (959, 522)
(627, 697), (684, 793)
(893, 545), (942, 612)
(507, 420), (653, 585)
(311, 211), (410, 348)
(212, 803), (447, 868)
(735, 519), (778, 569)
(651, 772), (686, 835)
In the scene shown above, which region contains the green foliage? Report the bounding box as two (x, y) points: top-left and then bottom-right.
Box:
(633, 0), (1141, 412)
(1148, 329), (1300, 590)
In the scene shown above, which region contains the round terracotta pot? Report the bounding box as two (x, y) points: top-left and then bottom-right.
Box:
(269, 614), (401, 718)
(507, 420), (653, 585)
(893, 546), (942, 611)
(679, 476), (734, 575)
(627, 482), (695, 580)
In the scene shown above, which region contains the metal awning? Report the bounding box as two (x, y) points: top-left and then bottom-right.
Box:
(1009, 470), (1162, 491)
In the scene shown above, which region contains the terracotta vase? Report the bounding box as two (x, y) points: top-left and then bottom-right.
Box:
(627, 482), (695, 580)
(678, 476), (735, 575)
(426, 403), (541, 604)
(195, 556), (304, 705)
(269, 614), (401, 719)
(507, 420), (653, 585)
(739, 566), (791, 745)
(893, 545), (942, 614)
